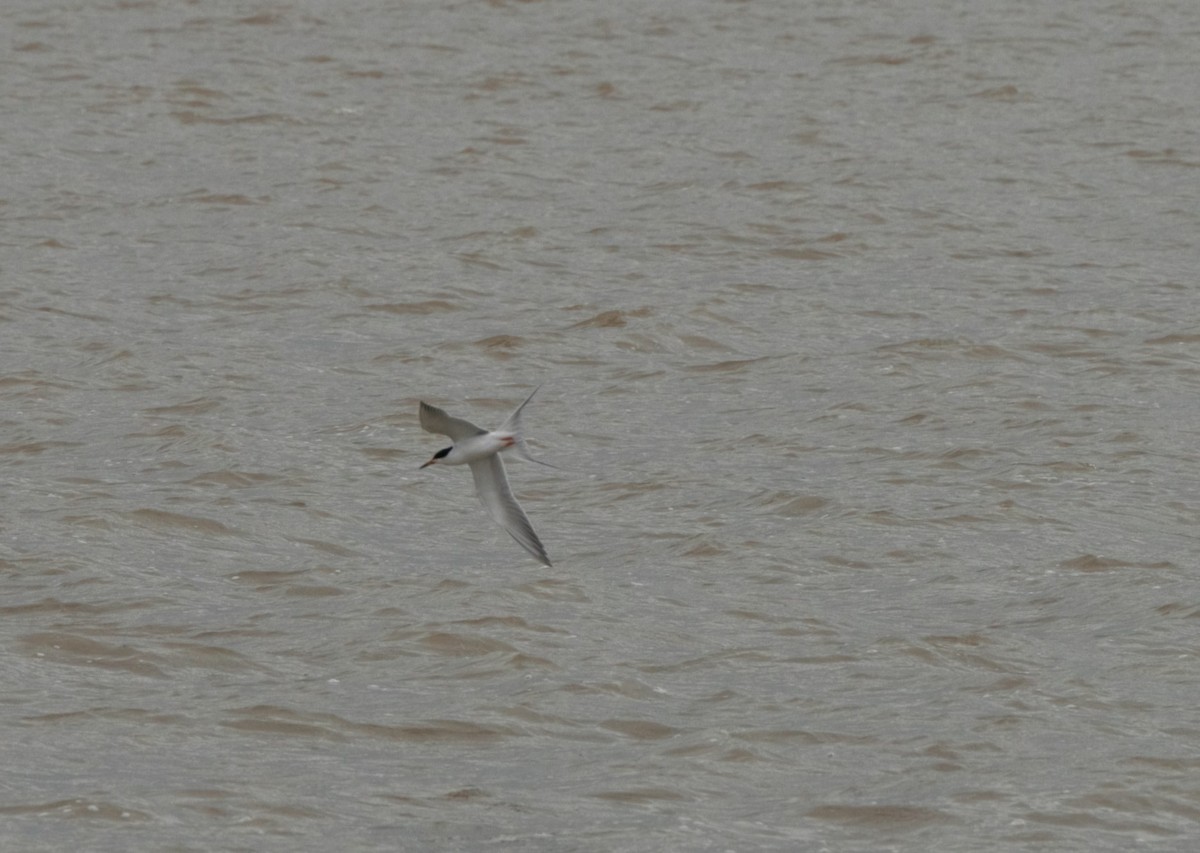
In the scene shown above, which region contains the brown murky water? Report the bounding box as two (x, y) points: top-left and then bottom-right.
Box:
(3, 0), (1199, 850)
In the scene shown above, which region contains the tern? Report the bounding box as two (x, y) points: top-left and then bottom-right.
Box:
(418, 387), (553, 566)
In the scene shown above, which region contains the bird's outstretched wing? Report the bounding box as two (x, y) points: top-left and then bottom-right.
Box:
(419, 401), (485, 441)
(469, 454), (551, 566)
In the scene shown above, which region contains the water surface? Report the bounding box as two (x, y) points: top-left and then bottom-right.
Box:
(3, 0), (1199, 850)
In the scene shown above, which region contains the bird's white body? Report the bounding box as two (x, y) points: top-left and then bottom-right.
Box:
(418, 387), (554, 566)
(434, 431), (516, 466)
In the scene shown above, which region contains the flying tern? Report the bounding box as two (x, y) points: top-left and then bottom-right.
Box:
(418, 387), (553, 566)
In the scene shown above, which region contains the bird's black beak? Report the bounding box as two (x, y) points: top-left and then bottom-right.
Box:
(419, 459), (436, 469)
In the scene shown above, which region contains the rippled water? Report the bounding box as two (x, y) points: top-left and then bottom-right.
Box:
(4, 0), (1199, 850)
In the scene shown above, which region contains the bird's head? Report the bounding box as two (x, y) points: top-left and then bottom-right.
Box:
(420, 446), (452, 469)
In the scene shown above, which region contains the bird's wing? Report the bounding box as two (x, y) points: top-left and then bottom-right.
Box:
(419, 401), (486, 441)
(469, 454), (551, 566)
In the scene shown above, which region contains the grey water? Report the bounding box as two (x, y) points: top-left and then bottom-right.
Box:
(3, 0), (1199, 850)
